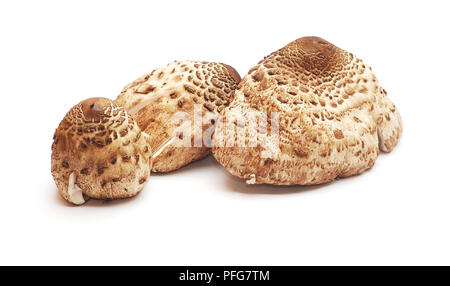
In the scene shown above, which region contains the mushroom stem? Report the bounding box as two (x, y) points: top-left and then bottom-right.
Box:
(152, 136), (176, 159)
(68, 172), (85, 205)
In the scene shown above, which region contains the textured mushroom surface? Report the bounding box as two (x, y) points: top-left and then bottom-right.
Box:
(212, 37), (402, 185)
(51, 98), (153, 205)
(115, 60), (240, 173)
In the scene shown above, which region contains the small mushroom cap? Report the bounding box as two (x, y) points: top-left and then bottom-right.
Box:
(115, 60), (241, 173)
(51, 97), (153, 205)
(212, 37), (402, 185)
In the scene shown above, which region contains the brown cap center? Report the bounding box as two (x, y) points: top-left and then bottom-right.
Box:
(80, 97), (112, 121)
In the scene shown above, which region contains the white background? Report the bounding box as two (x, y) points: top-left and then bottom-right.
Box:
(0, 0), (449, 266)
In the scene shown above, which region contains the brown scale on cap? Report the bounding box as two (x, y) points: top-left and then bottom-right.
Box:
(212, 37), (402, 185)
(115, 60), (241, 173)
(51, 97), (153, 205)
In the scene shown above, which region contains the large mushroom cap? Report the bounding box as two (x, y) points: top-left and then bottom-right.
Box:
(51, 97), (152, 205)
(212, 37), (402, 185)
(115, 60), (241, 173)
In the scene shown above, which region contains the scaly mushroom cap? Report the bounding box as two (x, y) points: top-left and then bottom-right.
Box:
(51, 97), (153, 205)
(115, 60), (240, 173)
(212, 37), (402, 185)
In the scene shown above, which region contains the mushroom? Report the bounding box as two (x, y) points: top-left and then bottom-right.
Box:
(115, 60), (240, 173)
(51, 97), (152, 205)
(212, 37), (402, 185)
